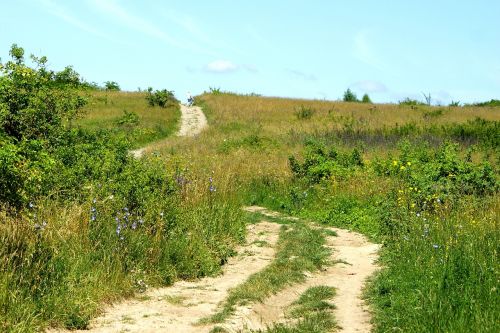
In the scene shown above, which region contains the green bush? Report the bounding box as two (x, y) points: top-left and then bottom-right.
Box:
(289, 140), (363, 183)
(104, 81), (120, 91)
(295, 105), (315, 120)
(146, 88), (179, 108)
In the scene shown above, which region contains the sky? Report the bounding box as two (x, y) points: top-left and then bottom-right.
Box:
(1, 0), (499, 104)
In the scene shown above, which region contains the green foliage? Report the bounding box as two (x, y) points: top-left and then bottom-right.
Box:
(399, 97), (426, 106)
(289, 140), (363, 184)
(104, 81), (120, 91)
(361, 93), (372, 103)
(0, 45), (87, 142)
(470, 99), (500, 107)
(146, 87), (179, 108)
(449, 100), (461, 107)
(0, 44), (87, 207)
(295, 105), (315, 120)
(209, 87), (222, 95)
(342, 88), (358, 102)
(116, 110), (139, 126)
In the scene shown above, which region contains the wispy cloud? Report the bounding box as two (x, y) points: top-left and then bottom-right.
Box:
(351, 80), (387, 93)
(287, 69), (317, 81)
(353, 30), (383, 70)
(204, 60), (238, 73)
(38, 0), (109, 39)
(87, 0), (215, 56)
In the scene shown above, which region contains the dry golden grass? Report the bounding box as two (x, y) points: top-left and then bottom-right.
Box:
(147, 93), (499, 186)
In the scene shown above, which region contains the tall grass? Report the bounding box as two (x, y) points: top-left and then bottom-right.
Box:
(77, 91), (181, 148)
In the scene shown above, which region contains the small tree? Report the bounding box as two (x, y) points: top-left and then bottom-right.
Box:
(343, 88), (359, 102)
(361, 93), (372, 103)
(104, 81), (120, 91)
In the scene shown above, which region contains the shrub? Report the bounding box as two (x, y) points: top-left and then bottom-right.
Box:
(399, 97), (426, 106)
(289, 140), (363, 183)
(146, 88), (179, 108)
(470, 99), (500, 107)
(343, 88), (359, 102)
(295, 105), (315, 120)
(116, 110), (139, 126)
(104, 81), (120, 91)
(361, 93), (372, 103)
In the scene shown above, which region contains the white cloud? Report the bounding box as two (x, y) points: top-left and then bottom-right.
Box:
(351, 80), (387, 93)
(353, 30), (383, 70)
(204, 60), (239, 73)
(287, 69), (317, 81)
(87, 0), (214, 56)
(38, 0), (109, 39)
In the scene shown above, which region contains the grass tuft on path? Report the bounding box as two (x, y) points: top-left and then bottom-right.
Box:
(203, 219), (331, 324)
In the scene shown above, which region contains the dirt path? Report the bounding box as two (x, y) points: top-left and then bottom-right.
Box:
(50, 222), (280, 333)
(130, 103), (207, 158)
(221, 206), (380, 333)
(51, 207), (379, 333)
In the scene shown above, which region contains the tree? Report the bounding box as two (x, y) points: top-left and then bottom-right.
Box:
(361, 93), (372, 103)
(343, 88), (359, 102)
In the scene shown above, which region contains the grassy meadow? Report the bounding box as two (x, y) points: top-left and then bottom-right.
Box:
(77, 91), (181, 148)
(1, 68), (499, 333)
(150, 92), (499, 332)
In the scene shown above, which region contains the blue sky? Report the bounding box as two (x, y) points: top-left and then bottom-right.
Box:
(1, 0), (499, 104)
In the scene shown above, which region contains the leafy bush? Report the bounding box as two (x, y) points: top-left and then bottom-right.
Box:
(146, 88), (179, 108)
(104, 81), (120, 91)
(289, 140), (363, 183)
(116, 110), (139, 126)
(295, 105), (315, 120)
(342, 88), (359, 102)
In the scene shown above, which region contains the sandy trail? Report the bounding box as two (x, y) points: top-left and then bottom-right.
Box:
(221, 206), (380, 333)
(50, 222), (280, 333)
(51, 206), (379, 333)
(130, 103), (207, 158)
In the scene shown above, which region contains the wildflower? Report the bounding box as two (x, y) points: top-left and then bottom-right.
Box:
(407, 161), (411, 166)
(131, 221), (137, 230)
(393, 160), (398, 166)
(433, 244), (439, 249)
(400, 165), (406, 171)
(416, 213), (421, 217)
(116, 223), (122, 236)
(160, 212), (164, 218)
(29, 202), (34, 209)
(92, 198), (97, 204)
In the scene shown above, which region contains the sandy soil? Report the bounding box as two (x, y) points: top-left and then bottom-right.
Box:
(130, 103), (207, 158)
(224, 206), (380, 333)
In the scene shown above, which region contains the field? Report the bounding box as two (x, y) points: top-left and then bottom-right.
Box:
(1, 49), (499, 333)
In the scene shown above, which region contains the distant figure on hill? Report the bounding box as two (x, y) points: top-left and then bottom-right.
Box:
(187, 91), (194, 106)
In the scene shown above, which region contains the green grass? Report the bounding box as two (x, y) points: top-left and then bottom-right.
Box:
(77, 91), (181, 148)
(203, 221), (331, 324)
(257, 286), (337, 333)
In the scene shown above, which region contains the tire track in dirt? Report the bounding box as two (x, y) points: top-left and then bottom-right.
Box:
(221, 206), (380, 333)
